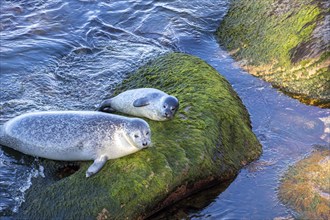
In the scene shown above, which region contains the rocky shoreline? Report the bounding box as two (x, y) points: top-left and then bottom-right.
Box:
(17, 53), (261, 219)
(217, 0), (330, 107)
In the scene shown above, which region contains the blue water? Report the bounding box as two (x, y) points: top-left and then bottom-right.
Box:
(0, 0), (329, 219)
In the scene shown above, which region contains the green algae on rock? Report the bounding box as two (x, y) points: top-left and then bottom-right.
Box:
(18, 53), (261, 219)
(279, 147), (330, 220)
(217, 0), (330, 107)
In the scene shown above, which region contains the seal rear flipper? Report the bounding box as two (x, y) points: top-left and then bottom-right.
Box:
(86, 155), (108, 178)
(0, 125), (4, 138)
(97, 99), (116, 112)
(0, 125), (6, 146)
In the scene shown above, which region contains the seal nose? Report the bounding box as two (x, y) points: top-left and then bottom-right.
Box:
(142, 142), (148, 147)
(164, 112), (172, 118)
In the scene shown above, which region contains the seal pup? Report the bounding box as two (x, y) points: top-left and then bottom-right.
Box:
(98, 88), (179, 121)
(0, 111), (151, 177)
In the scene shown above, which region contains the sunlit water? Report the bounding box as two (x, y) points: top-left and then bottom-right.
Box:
(0, 0), (329, 219)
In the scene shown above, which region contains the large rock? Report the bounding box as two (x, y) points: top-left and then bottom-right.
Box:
(217, 0), (330, 107)
(18, 53), (261, 219)
(279, 147), (330, 220)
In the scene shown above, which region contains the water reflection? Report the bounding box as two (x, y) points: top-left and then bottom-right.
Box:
(147, 180), (234, 220)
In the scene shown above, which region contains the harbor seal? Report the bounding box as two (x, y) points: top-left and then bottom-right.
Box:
(98, 88), (179, 121)
(0, 111), (151, 177)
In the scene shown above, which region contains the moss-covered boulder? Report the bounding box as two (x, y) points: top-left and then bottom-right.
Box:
(18, 53), (261, 219)
(217, 0), (330, 107)
(279, 147), (330, 220)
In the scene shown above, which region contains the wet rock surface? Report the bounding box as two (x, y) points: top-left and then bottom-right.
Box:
(279, 146), (330, 220)
(217, 0), (330, 107)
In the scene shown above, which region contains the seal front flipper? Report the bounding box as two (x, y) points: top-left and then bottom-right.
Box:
(97, 99), (115, 112)
(133, 97), (150, 107)
(86, 155), (108, 178)
(133, 93), (159, 107)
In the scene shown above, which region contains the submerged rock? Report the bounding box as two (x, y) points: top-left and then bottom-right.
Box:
(217, 0), (330, 107)
(18, 53), (261, 219)
(279, 147), (330, 220)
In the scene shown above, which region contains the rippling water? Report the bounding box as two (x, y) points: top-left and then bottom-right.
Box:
(0, 0), (329, 219)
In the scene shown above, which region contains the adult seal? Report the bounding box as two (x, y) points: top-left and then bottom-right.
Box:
(98, 88), (179, 121)
(0, 111), (151, 177)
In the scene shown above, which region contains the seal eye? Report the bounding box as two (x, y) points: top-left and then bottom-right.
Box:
(163, 105), (166, 108)
(146, 131), (149, 135)
(134, 134), (139, 138)
(171, 107), (176, 111)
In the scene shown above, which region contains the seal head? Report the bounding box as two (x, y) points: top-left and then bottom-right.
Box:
(161, 96), (179, 120)
(125, 119), (151, 149)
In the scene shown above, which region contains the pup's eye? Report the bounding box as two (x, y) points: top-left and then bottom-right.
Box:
(134, 134), (139, 138)
(171, 107), (176, 111)
(146, 131), (149, 135)
(163, 105), (166, 108)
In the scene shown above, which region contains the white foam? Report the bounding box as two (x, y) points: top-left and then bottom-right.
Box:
(11, 164), (45, 213)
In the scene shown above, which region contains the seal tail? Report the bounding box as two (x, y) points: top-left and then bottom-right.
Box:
(0, 125), (4, 137)
(0, 125), (5, 145)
